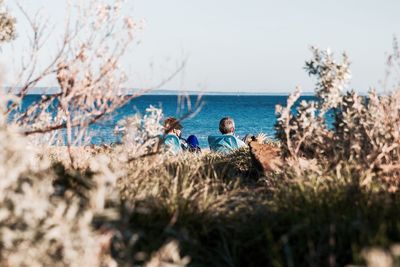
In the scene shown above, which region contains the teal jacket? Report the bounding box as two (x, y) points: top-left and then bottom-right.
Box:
(208, 134), (246, 154)
(163, 134), (182, 154)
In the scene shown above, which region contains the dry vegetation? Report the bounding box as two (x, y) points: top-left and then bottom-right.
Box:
(3, 1), (400, 267)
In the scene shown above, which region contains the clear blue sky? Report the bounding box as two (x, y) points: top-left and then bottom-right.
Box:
(3, 0), (400, 93)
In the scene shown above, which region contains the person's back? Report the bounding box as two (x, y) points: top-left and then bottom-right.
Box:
(163, 117), (183, 155)
(208, 117), (246, 154)
(208, 134), (241, 154)
(163, 134), (181, 154)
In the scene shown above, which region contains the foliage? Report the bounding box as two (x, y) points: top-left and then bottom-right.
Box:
(84, 145), (400, 267)
(0, 0), (16, 44)
(276, 45), (400, 192)
(0, 98), (110, 266)
(2, 0), (186, 168)
(2, 0), (400, 264)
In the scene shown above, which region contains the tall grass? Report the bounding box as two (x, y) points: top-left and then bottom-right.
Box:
(102, 153), (400, 267)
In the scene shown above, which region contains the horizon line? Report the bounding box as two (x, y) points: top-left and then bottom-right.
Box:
(3, 87), (316, 96)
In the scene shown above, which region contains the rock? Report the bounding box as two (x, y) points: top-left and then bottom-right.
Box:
(249, 141), (282, 175)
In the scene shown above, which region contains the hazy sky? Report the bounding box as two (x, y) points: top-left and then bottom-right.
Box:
(3, 0), (400, 93)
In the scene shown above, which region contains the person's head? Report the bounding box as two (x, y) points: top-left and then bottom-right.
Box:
(164, 117), (182, 137)
(219, 117), (235, 134)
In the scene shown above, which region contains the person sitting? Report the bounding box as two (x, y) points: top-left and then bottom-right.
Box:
(208, 117), (246, 154)
(187, 135), (201, 153)
(163, 117), (183, 154)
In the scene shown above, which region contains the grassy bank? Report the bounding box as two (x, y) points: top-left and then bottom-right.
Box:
(44, 146), (400, 267)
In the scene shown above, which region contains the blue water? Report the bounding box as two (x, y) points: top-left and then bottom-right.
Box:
(21, 95), (316, 147)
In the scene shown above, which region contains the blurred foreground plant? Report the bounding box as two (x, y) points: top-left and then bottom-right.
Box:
(0, 95), (116, 266)
(2, 0), (185, 167)
(0, 0), (16, 44)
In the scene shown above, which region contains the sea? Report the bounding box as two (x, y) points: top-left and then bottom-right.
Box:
(21, 95), (316, 148)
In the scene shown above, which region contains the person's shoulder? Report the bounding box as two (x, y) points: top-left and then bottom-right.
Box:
(235, 136), (246, 147)
(163, 134), (180, 144)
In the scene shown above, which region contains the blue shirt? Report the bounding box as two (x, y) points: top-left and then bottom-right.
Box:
(208, 134), (246, 154)
(163, 134), (182, 154)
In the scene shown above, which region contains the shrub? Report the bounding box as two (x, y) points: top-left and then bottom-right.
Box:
(0, 0), (16, 44)
(0, 97), (112, 266)
(276, 46), (400, 191)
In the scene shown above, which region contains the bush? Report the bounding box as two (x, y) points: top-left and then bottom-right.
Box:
(276, 46), (400, 191)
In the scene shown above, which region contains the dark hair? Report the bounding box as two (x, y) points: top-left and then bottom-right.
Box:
(164, 117), (182, 134)
(219, 117), (235, 134)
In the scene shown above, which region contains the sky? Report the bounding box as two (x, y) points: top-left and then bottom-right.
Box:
(2, 0), (400, 93)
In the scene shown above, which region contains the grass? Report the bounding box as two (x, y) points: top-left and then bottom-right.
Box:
(117, 169), (400, 267)
(43, 145), (399, 267)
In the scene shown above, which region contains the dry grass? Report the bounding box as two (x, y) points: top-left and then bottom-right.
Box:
(42, 143), (400, 267)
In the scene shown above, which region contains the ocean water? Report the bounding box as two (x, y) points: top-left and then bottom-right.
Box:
(21, 95), (316, 147)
